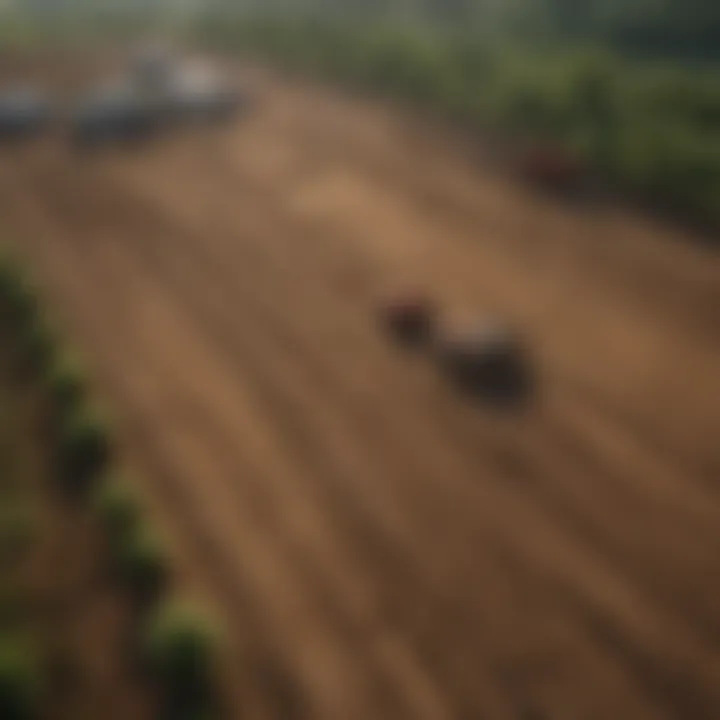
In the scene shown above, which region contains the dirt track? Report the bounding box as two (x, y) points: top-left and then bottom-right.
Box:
(1, 60), (719, 719)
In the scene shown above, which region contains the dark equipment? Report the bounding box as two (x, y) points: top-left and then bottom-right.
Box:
(0, 87), (51, 141)
(434, 320), (534, 405)
(162, 73), (248, 125)
(71, 88), (162, 149)
(379, 289), (436, 347)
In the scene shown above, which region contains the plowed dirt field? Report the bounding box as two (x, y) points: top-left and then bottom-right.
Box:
(1, 57), (719, 720)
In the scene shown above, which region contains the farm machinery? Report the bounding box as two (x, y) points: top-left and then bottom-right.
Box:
(70, 50), (247, 148)
(0, 86), (52, 141)
(379, 287), (534, 406)
(71, 83), (163, 148)
(513, 141), (589, 197)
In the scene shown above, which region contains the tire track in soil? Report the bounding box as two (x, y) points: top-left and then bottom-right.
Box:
(91, 146), (720, 716)
(0, 155), (480, 717)
(0, 146), (660, 720)
(0, 69), (716, 720)
(101, 136), (720, 716)
(0, 146), (708, 720)
(42, 134), (716, 716)
(229, 89), (720, 478)
(118, 134), (714, 652)
(257, 78), (719, 348)
(0, 161), (339, 720)
(177, 126), (720, 517)
(34, 147), (523, 719)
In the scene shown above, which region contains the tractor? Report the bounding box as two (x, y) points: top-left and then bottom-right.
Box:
(433, 319), (533, 405)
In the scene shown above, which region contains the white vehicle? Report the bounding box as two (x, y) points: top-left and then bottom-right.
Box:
(160, 62), (245, 122)
(131, 45), (177, 93)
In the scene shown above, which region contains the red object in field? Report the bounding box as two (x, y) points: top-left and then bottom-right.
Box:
(516, 143), (586, 194)
(379, 289), (436, 346)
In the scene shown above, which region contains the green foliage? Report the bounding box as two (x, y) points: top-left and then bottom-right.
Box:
(21, 320), (57, 377)
(195, 15), (720, 233)
(93, 478), (142, 544)
(47, 354), (86, 420)
(0, 638), (41, 720)
(0, 586), (32, 634)
(0, 251), (57, 376)
(93, 479), (168, 603)
(0, 504), (35, 569)
(144, 600), (218, 713)
(56, 408), (111, 498)
(0, 271), (39, 334)
(117, 523), (169, 606)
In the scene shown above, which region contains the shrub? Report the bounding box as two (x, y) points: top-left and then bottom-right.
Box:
(116, 522), (169, 607)
(56, 408), (111, 498)
(0, 638), (41, 720)
(0, 586), (32, 632)
(143, 600), (218, 714)
(1, 273), (39, 335)
(46, 355), (86, 421)
(92, 478), (142, 546)
(0, 252), (21, 303)
(21, 320), (57, 377)
(0, 504), (35, 569)
(94, 478), (168, 604)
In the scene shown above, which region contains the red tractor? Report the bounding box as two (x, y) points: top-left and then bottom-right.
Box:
(378, 287), (437, 347)
(515, 141), (588, 196)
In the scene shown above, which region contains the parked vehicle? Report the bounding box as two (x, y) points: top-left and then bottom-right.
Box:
(0, 87), (51, 140)
(71, 84), (162, 148)
(160, 64), (247, 124)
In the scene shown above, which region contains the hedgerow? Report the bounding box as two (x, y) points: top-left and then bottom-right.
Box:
(0, 246), (222, 717)
(0, 639), (42, 720)
(143, 600), (220, 717)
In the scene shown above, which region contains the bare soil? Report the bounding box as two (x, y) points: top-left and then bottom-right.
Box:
(1, 55), (719, 720)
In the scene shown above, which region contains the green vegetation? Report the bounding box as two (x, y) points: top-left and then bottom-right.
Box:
(1, 0), (718, 232)
(56, 407), (111, 497)
(47, 353), (86, 417)
(0, 268), (44, 720)
(22, 320), (57, 376)
(144, 600), (219, 715)
(116, 522), (169, 605)
(94, 478), (169, 605)
(0, 261), (39, 334)
(185, 0), (720, 62)
(193, 15), (720, 233)
(0, 503), (35, 569)
(0, 639), (42, 720)
(93, 477), (143, 543)
(0, 243), (220, 717)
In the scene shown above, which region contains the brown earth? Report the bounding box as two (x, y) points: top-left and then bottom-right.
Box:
(1, 54), (719, 719)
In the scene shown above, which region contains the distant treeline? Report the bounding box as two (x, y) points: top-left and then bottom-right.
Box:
(183, 0), (720, 61)
(1, 1), (718, 234)
(5, 0), (720, 61)
(192, 15), (720, 234)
